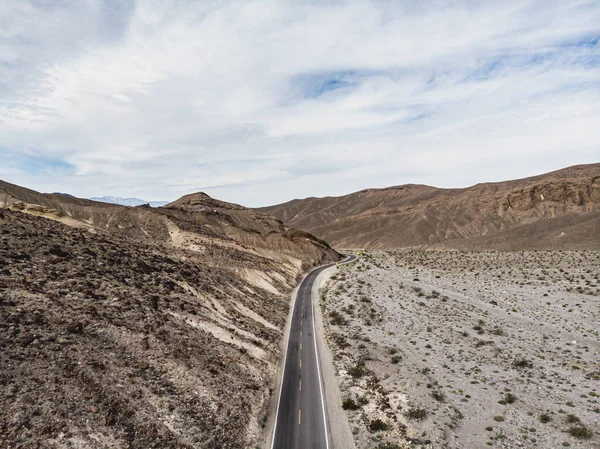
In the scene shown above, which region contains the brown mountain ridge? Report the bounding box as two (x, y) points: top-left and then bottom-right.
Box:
(0, 179), (339, 268)
(259, 163), (600, 250)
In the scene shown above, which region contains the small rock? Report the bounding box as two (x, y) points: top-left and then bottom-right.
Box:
(21, 334), (34, 347)
(105, 412), (115, 426)
(66, 322), (83, 334)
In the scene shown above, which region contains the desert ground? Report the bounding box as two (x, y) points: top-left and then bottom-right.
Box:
(320, 250), (599, 448)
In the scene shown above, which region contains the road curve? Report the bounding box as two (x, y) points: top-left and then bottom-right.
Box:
(271, 254), (357, 449)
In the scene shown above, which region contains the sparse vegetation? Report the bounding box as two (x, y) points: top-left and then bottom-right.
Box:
(513, 358), (533, 369)
(566, 414), (581, 424)
(342, 397), (360, 410)
(347, 362), (368, 378)
(329, 310), (347, 325)
(369, 419), (389, 432)
(321, 249), (600, 448)
(405, 407), (428, 420)
(568, 426), (593, 440)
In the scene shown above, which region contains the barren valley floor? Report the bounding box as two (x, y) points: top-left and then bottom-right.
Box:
(320, 250), (599, 448)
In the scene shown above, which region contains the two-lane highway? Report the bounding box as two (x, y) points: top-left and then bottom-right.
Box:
(271, 255), (356, 449)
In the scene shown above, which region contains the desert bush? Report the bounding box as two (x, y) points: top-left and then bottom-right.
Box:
(342, 398), (360, 410)
(566, 414), (581, 424)
(347, 362), (367, 378)
(369, 419), (389, 432)
(568, 426), (593, 439)
(431, 390), (445, 402)
(513, 358), (533, 369)
(405, 407), (428, 420)
(329, 310), (347, 326)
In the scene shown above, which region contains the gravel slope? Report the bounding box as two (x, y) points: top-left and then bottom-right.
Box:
(320, 250), (599, 448)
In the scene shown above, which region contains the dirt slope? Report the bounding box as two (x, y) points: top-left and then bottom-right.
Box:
(0, 181), (340, 448)
(259, 163), (600, 250)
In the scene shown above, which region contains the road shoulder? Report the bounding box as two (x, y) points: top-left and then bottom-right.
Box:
(313, 265), (357, 449)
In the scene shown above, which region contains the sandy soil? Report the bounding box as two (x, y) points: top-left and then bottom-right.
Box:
(320, 250), (599, 448)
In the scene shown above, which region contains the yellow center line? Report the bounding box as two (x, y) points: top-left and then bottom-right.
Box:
(299, 358), (302, 368)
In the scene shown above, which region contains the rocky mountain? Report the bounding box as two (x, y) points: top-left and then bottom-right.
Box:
(259, 163), (600, 250)
(90, 196), (169, 208)
(0, 180), (339, 448)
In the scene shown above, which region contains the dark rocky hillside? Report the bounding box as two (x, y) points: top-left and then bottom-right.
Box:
(0, 181), (340, 448)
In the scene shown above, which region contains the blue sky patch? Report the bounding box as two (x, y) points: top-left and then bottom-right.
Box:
(3, 151), (76, 176)
(292, 70), (372, 99)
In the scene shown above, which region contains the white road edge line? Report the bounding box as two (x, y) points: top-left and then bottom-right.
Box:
(312, 268), (331, 449)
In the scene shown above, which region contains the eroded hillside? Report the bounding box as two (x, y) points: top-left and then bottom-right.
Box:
(0, 181), (340, 448)
(0, 180), (338, 270)
(260, 164), (600, 250)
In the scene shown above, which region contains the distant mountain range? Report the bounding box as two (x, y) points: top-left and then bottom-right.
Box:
(89, 195), (169, 208)
(259, 163), (600, 250)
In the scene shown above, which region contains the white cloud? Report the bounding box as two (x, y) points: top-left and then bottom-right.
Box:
(1, 0), (599, 206)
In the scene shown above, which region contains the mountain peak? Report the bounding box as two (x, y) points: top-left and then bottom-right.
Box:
(166, 191), (246, 211)
(89, 196), (168, 208)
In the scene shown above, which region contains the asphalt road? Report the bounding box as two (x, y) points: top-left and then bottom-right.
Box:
(271, 254), (357, 449)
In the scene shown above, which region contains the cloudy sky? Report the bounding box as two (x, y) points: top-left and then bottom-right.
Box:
(1, 0), (599, 206)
